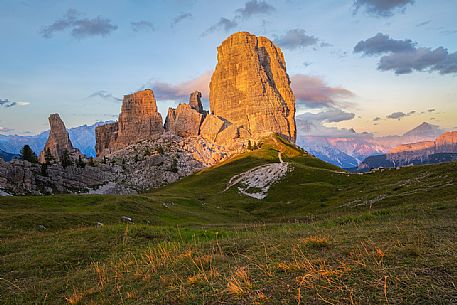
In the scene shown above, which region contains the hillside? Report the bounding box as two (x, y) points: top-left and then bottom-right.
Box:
(1, 134), (456, 304)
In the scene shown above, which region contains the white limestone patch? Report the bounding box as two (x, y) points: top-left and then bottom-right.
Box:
(225, 162), (291, 200)
(0, 189), (12, 196)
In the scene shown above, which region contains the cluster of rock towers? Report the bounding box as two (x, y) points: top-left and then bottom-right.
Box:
(94, 32), (296, 158)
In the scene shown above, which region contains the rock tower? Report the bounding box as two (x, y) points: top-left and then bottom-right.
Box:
(209, 32), (296, 143)
(39, 114), (80, 162)
(96, 89), (164, 156)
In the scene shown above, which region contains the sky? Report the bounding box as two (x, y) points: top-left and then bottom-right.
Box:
(0, 0), (456, 137)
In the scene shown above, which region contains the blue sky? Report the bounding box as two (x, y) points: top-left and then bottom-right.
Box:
(0, 0), (456, 136)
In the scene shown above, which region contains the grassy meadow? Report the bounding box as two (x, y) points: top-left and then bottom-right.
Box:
(1, 135), (456, 304)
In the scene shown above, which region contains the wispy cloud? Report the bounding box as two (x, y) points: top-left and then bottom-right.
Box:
(290, 74), (354, 108)
(204, 0), (275, 35)
(354, 33), (416, 55)
(0, 99), (30, 108)
(386, 110), (416, 120)
(295, 108), (362, 138)
(354, 33), (457, 75)
(87, 91), (122, 102)
(144, 71), (212, 100)
(416, 20), (431, 27)
(40, 9), (118, 39)
(275, 29), (319, 50)
(171, 13), (192, 27)
(0, 126), (14, 133)
(353, 0), (415, 17)
(131, 21), (154, 32)
(203, 18), (238, 35)
(235, 0), (275, 19)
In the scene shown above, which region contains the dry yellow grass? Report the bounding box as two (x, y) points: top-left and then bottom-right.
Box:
(227, 267), (252, 295)
(65, 289), (83, 305)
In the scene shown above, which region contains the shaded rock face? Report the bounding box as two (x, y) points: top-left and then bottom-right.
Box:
(164, 91), (205, 138)
(0, 159), (118, 195)
(38, 114), (80, 162)
(209, 32), (296, 143)
(96, 89), (164, 156)
(95, 122), (118, 158)
(189, 91), (203, 113)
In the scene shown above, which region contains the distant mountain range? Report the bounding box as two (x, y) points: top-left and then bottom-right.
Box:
(296, 122), (445, 168)
(0, 122), (111, 159)
(0, 120), (450, 168)
(357, 131), (457, 171)
(0, 149), (18, 161)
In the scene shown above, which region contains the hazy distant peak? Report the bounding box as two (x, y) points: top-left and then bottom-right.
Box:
(403, 122), (443, 138)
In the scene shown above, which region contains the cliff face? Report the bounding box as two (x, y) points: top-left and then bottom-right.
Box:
(209, 32), (296, 143)
(96, 89), (164, 156)
(164, 91), (206, 138)
(96, 32), (297, 162)
(116, 89), (164, 146)
(435, 131), (457, 151)
(38, 114), (80, 162)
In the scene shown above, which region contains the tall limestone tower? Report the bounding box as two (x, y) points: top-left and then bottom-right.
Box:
(38, 114), (81, 162)
(209, 32), (296, 143)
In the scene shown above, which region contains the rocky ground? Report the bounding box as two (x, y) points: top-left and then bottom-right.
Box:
(0, 133), (234, 196)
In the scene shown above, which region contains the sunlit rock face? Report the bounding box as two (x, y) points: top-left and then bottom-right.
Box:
(38, 114), (81, 162)
(96, 32), (297, 161)
(435, 131), (457, 151)
(209, 31), (296, 144)
(116, 89), (164, 146)
(95, 89), (164, 156)
(164, 91), (206, 138)
(384, 131), (457, 166)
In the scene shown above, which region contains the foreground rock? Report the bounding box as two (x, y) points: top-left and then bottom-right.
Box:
(38, 114), (81, 162)
(0, 159), (117, 195)
(209, 32), (296, 144)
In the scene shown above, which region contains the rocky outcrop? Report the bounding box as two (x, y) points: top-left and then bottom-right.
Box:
(388, 141), (435, 154)
(164, 91), (206, 138)
(0, 158), (117, 195)
(435, 131), (457, 151)
(96, 89), (164, 156)
(209, 32), (296, 144)
(189, 91), (204, 113)
(95, 122), (118, 158)
(0, 132), (229, 195)
(200, 114), (228, 143)
(38, 114), (81, 162)
(164, 108), (176, 131)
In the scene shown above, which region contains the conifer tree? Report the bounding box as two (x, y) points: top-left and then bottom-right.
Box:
(20, 145), (38, 163)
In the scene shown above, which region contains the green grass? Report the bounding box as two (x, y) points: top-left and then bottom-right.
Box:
(1, 134), (456, 304)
